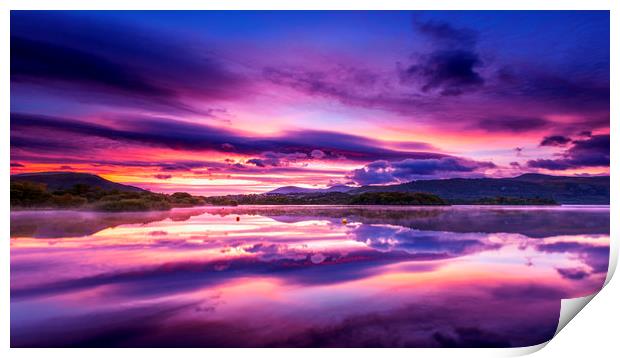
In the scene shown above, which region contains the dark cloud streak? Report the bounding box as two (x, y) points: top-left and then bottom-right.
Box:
(11, 112), (444, 163)
(11, 36), (173, 98)
(10, 12), (250, 115)
(540, 135), (572, 147)
(528, 134), (609, 170)
(399, 50), (484, 96)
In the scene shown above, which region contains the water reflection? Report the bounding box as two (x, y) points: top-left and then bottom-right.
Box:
(11, 205), (609, 347)
(10, 208), (210, 238)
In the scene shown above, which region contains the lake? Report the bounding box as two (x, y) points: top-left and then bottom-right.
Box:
(10, 205), (610, 347)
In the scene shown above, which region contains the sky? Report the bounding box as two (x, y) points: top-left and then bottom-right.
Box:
(10, 11), (610, 195)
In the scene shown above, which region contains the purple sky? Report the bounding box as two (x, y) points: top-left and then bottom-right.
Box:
(10, 11), (610, 194)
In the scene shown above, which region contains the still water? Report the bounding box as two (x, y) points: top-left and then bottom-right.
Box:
(10, 205), (609, 347)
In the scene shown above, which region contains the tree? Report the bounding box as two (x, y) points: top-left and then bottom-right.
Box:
(10, 181), (51, 207)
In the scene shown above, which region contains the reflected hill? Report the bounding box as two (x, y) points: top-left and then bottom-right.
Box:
(206, 206), (609, 238)
(10, 205), (609, 239)
(10, 207), (210, 238)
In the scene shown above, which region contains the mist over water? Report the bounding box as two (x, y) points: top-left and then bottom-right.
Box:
(10, 205), (609, 347)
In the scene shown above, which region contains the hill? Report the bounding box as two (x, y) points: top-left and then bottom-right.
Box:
(268, 184), (355, 195)
(11, 172), (144, 192)
(353, 174), (609, 204)
(10, 172), (207, 211)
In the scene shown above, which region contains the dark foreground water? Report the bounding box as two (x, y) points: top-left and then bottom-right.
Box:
(10, 205), (609, 347)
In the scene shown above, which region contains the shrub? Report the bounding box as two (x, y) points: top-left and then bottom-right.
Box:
(50, 193), (88, 208)
(10, 181), (52, 207)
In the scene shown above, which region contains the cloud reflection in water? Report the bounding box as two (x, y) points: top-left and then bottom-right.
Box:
(10, 205), (609, 347)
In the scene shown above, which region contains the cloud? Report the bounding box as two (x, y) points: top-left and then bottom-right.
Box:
(262, 66), (422, 114)
(491, 283), (567, 301)
(263, 65), (476, 122)
(536, 241), (609, 274)
(413, 18), (478, 48)
(11, 112), (442, 164)
(245, 159), (267, 168)
(514, 147), (523, 156)
(349, 161), (395, 185)
(475, 116), (550, 133)
(540, 135), (572, 147)
(311, 149), (326, 159)
(349, 157), (496, 185)
(556, 267), (590, 281)
(10, 12), (249, 115)
(565, 135), (610, 166)
(526, 159), (573, 171)
(12, 12), (609, 145)
(10, 162), (24, 167)
(263, 16), (607, 138)
(9, 154), (228, 173)
(399, 19), (484, 96)
(11, 135), (83, 153)
(11, 36), (172, 98)
(527, 134), (609, 170)
(399, 50), (484, 96)
(492, 66), (610, 115)
(246, 151), (308, 167)
(154, 174), (173, 180)
(221, 143), (235, 151)
(263, 66), (363, 101)
(10, 12), (609, 189)
(352, 224), (497, 257)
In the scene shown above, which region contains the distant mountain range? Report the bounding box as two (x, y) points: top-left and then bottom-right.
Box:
(11, 172), (144, 192)
(11, 171), (610, 205)
(267, 184), (356, 194)
(267, 174), (610, 204)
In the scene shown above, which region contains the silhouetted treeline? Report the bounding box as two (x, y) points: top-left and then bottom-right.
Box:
(204, 192), (558, 206)
(11, 180), (559, 212)
(204, 191), (448, 206)
(11, 181), (207, 211)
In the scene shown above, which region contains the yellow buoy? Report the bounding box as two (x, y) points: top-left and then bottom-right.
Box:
(341, 218), (347, 224)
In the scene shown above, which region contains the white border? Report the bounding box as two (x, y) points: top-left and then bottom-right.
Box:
(2, 1), (616, 356)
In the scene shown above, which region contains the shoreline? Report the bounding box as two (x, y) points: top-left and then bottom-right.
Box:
(10, 202), (610, 214)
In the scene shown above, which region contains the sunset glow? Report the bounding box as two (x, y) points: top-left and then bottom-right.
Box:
(10, 11), (610, 195)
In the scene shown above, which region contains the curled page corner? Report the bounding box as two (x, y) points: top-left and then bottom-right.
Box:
(555, 293), (597, 336)
(509, 221), (616, 356)
(550, 226), (617, 340)
(508, 291), (603, 356)
(604, 226), (618, 286)
(504, 341), (549, 356)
